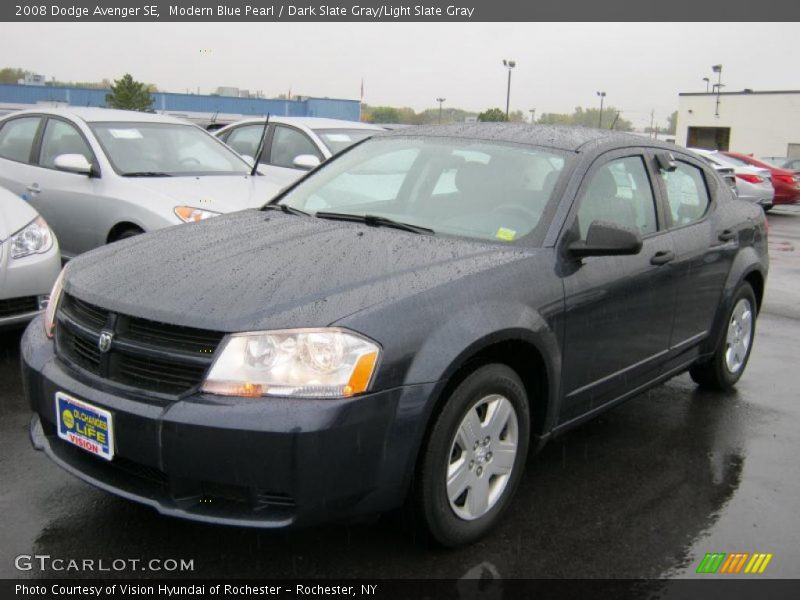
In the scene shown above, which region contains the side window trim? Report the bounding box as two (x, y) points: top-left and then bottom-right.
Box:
(568, 149), (663, 242)
(653, 155), (713, 230)
(267, 124), (322, 168)
(35, 116), (100, 176)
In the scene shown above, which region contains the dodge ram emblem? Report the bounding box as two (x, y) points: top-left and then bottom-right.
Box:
(97, 331), (114, 353)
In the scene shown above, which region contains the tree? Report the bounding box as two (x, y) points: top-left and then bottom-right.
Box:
(666, 110), (678, 135)
(363, 106), (401, 124)
(478, 108), (507, 122)
(0, 67), (30, 84)
(105, 74), (153, 111)
(537, 106), (633, 131)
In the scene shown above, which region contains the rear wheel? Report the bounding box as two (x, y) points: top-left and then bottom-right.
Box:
(690, 282), (757, 390)
(416, 364), (530, 547)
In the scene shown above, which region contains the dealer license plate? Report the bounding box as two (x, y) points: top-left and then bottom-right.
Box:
(55, 392), (114, 461)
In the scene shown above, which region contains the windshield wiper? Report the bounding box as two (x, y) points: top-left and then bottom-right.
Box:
(314, 212), (434, 235)
(121, 171), (173, 177)
(262, 204), (310, 217)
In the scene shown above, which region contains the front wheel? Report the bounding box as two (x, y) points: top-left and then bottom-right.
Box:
(690, 282), (757, 390)
(416, 364), (530, 547)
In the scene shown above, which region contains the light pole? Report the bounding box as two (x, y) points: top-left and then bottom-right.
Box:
(702, 77), (710, 93)
(529, 108), (536, 124)
(502, 59), (516, 120)
(436, 97), (446, 124)
(596, 91), (606, 128)
(712, 64), (723, 117)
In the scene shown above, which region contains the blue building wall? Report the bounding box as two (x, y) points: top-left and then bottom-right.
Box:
(0, 84), (361, 121)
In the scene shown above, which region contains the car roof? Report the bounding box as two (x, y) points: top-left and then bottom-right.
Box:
(381, 123), (675, 153)
(224, 116), (384, 131)
(3, 107), (192, 125)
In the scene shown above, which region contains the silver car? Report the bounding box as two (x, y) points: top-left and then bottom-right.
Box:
(0, 108), (282, 260)
(690, 148), (774, 210)
(0, 185), (60, 330)
(215, 117), (384, 188)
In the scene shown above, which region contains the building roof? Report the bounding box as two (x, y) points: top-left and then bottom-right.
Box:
(679, 90), (800, 97)
(383, 123), (659, 152)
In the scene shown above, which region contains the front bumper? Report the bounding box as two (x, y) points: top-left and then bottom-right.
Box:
(0, 239), (60, 330)
(22, 316), (436, 528)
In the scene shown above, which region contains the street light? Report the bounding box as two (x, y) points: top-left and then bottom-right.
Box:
(712, 64), (723, 117)
(702, 77), (710, 93)
(529, 108), (536, 124)
(596, 91), (606, 128)
(502, 59), (516, 120)
(436, 97), (446, 124)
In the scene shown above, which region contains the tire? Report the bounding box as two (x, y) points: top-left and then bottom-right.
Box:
(690, 282), (757, 390)
(416, 364), (530, 547)
(111, 227), (144, 242)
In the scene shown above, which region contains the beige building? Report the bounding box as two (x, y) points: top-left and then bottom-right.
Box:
(676, 90), (800, 158)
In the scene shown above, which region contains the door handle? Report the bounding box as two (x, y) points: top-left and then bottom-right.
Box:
(718, 229), (737, 242)
(650, 250), (675, 266)
(25, 183), (41, 194)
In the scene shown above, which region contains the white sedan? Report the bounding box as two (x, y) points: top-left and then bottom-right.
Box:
(215, 117), (384, 187)
(0, 108), (282, 260)
(0, 186), (60, 330)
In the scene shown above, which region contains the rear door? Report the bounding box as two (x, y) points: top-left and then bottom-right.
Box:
(0, 115), (44, 202)
(265, 124), (324, 187)
(654, 153), (737, 370)
(558, 149), (678, 423)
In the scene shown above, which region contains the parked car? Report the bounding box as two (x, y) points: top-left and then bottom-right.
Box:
(760, 156), (800, 173)
(722, 152), (800, 206)
(0, 108), (282, 260)
(23, 125), (767, 547)
(0, 186), (60, 330)
(215, 117), (383, 187)
(690, 148), (774, 210)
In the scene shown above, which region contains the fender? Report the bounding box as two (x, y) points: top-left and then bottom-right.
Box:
(700, 244), (767, 358)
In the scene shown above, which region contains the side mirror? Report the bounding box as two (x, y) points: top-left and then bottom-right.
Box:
(53, 154), (93, 175)
(568, 221), (643, 257)
(293, 154), (321, 171)
(655, 152), (677, 172)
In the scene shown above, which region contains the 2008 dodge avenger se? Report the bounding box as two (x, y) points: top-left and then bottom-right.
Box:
(23, 124), (768, 546)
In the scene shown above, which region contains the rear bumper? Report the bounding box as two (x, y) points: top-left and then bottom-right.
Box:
(22, 316), (437, 528)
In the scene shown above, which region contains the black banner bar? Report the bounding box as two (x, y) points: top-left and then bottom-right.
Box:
(4, 0), (800, 22)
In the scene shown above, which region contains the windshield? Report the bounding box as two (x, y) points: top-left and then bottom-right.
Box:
(278, 137), (568, 244)
(313, 129), (376, 154)
(90, 122), (250, 176)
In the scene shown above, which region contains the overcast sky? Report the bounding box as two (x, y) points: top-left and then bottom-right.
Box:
(1, 22), (795, 128)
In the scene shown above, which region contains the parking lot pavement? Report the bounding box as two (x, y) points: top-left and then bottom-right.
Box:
(1, 210), (799, 580)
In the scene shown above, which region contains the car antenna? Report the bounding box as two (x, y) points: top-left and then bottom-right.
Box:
(250, 113), (270, 177)
(609, 112), (620, 130)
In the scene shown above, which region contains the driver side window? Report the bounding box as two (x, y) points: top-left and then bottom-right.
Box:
(577, 156), (658, 239)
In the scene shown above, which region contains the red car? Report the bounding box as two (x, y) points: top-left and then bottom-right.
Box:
(723, 152), (800, 205)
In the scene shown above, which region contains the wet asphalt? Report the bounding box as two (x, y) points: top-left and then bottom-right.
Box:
(1, 208), (799, 580)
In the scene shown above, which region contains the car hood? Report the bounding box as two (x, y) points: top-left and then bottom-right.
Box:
(124, 174), (283, 213)
(0, 188), (40, 242)
(64, 210), (531, 332)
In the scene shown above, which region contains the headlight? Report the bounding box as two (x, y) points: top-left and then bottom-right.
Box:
(174, 206), (220, 223)
(10, 217), (53, 259)
(202, 328), (380, 398)
(44, 266), (67, 338)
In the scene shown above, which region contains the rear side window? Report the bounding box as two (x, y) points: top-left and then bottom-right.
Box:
(225, 125), (262, 160)
(0, 117), (40, 163)
(39, 119), (93, 168)
(659, 162), (710, 227)
(577, 156), (658, 239)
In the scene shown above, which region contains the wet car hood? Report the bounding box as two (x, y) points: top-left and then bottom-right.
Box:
(125, 174), (283, 212)
(63, 210), (530, 332)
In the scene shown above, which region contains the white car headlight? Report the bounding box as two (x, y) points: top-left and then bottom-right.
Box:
(44, 266), (67, 338)
(174, 206), (221, 223)
(10, 217), (53, 259)
(202, 328), (380, 398)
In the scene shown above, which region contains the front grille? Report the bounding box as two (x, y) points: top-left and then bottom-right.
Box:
(55, 294), (225, 396)
(0, 296), (38, 318)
